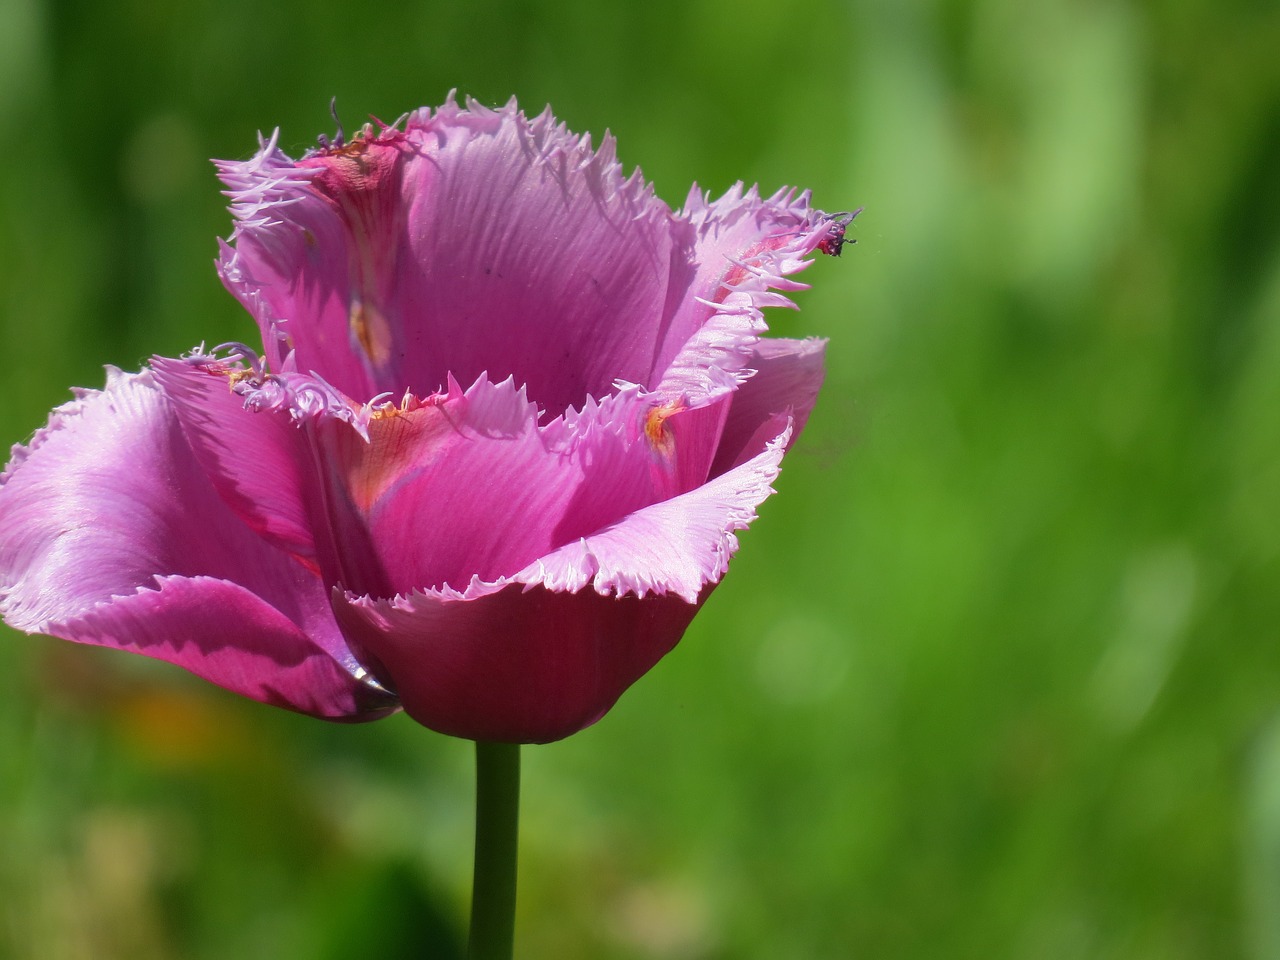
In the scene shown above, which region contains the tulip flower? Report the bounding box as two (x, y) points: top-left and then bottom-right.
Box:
(0, 95), (845, 742)
(0, 96), (849, 958)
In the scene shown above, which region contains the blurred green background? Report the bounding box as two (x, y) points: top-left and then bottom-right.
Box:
(1, 0), (1279, 957)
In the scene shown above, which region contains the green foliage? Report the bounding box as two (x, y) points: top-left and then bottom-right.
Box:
(2, 0), (1279, 956)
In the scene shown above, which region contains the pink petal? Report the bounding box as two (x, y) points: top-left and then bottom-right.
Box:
(149, 355), (321, 571)
(514, 422), (792, 603)
(0, 367), (393, 719)
(214, 132), (368, 392)
(328, 422), (791, 741)
(656, 185), (835, 409)
(709, 336), (827, 476)
(310, 377), (721, 598)
(333, 583), (702, 743)
(52, 576), (395, 720)
(218, 99), (685, 418)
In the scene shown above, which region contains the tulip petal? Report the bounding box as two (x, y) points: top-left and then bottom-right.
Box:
(514, 421), (792, 603)
(311, 377), (713, 598)
(149, 355), (321, 569)
(382, 100), (684, 418)
(214, 132), (371, 391)
(217, 98), (692, 419)
(0, 367), (394, 719)
(710, 336), (827, 476)
(333, 583), (701, 743)
(329, 421), (790, 742)
(52, 576), (396, 720)
(656, 185), (834, 408)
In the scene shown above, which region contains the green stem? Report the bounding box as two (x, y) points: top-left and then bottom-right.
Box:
(467, 740), (521, 960)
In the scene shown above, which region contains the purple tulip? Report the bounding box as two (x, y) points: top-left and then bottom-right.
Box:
(0, 97), (844, 743)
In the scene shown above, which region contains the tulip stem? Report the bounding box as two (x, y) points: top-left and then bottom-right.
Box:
(468, 740), (521, 960)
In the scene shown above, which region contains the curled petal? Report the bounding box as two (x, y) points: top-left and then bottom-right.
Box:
(215, 133), (328, 376)
(52, 576), (396, 720)
(0, 367), (394, 720)
(656, 185), (833, 409)
(329, 422), (790, 742)
(312, 376), (699, 598)
(515, 421), (792, 602)
(710, 336), (827, 476)
(150, 355), (322, 568)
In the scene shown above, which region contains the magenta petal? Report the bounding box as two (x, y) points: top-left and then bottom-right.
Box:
(329, 419), (791, 742)
(383, 102), (685, 417)
(217, 100), (690, 418)
(516, 422), (791, 602)
(0, 367), (393, 719)
(334, 584), (701, 743)
(710, 337), (827, 476)
(1, 367), (218, 626)
(313, 378), (709, 598)
(657, 185), (831, 408)
(214, 132), (378, 395)
(309, 375), (552, 597)
(53, 576), (395, 719)
(149, 356), (321, 569)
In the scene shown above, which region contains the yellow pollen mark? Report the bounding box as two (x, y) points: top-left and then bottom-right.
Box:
(350, 300), (393, 367)
(327, 128), (372, 159)
(371, 391), (419, 421)
(644, 400), (685, 456)
(226, 369), (256, 390)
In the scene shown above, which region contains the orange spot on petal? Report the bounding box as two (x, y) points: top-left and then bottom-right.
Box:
(350, 300), (393, 366)
(644, 400), (685, 457)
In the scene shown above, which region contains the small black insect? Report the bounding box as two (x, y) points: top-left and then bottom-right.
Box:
(816, 208), (862, 257)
